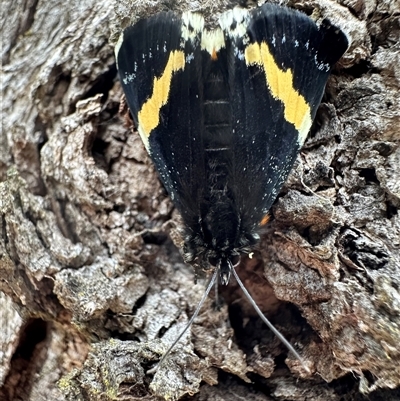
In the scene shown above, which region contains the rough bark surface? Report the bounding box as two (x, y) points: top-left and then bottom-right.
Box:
(1, 0), (400, 400)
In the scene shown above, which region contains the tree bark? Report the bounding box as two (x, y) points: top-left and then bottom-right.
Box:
(1, 0), (400, 400)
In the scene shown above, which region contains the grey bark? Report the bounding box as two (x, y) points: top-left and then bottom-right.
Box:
(1, 0), (400, 400)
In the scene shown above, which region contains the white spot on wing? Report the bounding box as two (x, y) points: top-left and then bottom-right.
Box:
(219, 7), (250, 40)
(186, 53), (194, 63)
(233, 47), (244, 60)
(181, 12), (204, 43)
(123, 72), (136, 84)
(201, 28), (225, 55)
(314, 53), (330, 72)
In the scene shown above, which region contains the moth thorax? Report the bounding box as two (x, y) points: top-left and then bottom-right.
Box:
(201, 202), (239, 251)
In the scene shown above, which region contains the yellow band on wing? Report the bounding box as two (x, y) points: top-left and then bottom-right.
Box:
(245, 42), (312, 144)
(138, 50), (185, 148)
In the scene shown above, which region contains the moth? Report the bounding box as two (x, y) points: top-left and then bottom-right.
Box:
(115, 3), (348, 371)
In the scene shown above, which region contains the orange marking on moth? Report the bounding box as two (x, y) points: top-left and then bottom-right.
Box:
(260, 214), (271, 226)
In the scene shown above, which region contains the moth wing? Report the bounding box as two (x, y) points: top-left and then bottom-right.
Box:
(221, 4), (348, 232)
(116, 13), (208, 228)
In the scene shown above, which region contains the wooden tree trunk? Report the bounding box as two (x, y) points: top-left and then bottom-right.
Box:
(1, 0), (400, 400)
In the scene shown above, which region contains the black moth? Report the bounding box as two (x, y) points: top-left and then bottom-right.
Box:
(116, 3), (348, 371)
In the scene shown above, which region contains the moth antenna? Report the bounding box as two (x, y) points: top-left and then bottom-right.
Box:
(230, 266), (311, 374)
(147, 267), (219, 374)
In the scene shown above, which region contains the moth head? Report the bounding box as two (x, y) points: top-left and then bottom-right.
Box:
(208, 253), (241, 285)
